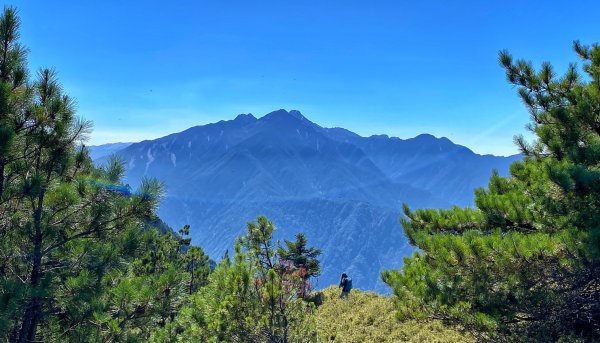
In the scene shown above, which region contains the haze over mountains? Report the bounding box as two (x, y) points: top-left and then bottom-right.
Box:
(92, 109), (520, 291)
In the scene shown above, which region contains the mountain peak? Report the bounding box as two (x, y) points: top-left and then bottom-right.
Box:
(260, 109), (315, 125)
(413, 133), (437, 140)
(234, 113), (257, 124)
(264, 109), (290, 117)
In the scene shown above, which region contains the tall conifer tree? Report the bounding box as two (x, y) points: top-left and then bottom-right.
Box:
(0, 7), (172, 341)
(383, 42), (600, 341)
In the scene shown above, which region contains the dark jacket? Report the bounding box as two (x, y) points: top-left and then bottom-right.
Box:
(339, 277), (348, 291)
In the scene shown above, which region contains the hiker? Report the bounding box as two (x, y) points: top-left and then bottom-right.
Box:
(339, 272), (352, 299)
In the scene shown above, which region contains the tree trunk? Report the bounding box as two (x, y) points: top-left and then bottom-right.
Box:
(189, 258), (195, 295)
(0, 161), (5, 198)
(18, 234), (42, 342)
(18, 191), (45, 342)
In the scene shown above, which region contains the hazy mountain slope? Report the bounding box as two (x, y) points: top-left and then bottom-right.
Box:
(88, 142), (132, 160)
(93, 109), (520, 291)
(158, 198), (410, 291)
(321, 130), (520, 206)
(110, 109), (446, 208)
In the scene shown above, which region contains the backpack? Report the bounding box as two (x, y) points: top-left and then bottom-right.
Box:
(345, 278), (353, 292)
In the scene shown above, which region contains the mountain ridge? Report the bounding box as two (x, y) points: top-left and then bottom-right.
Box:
(91, 109), (520, 291)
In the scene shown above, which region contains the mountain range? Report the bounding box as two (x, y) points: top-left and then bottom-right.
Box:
(91, 109), (520, 291)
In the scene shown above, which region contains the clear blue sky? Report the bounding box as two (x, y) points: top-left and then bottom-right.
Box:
(10, 1), (600, 155)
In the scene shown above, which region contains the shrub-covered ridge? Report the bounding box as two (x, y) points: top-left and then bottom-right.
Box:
(314, 287), (472, 342)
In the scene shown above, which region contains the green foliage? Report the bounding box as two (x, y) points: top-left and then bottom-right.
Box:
(0, 7), (211, 341)
(315, 287), (472, 343)
(0, 9), (319, 342)
(278, 233), (322, 298)
(384, 42), (600, 341)
(157, 216), (321, 343)
(184, 246), (211, 294)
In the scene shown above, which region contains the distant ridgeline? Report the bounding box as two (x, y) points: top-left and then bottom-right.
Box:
(91, 109), (520, 291)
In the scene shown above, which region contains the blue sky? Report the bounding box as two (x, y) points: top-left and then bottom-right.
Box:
(10, 1), (600, 155)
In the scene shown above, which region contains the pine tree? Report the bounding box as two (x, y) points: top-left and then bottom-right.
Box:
(383, 42), (600, 341)
(96, 223), (200, 341)
(243, 216), (297, 342)
(278, 233), (321, 298)
(165, 216), (320, 343)
(0, 7), (171, 341)
(0, 6), (27, 200)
